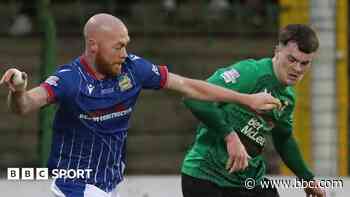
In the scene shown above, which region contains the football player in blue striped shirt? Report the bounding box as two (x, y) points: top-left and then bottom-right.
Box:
(0, 13), (280, 197)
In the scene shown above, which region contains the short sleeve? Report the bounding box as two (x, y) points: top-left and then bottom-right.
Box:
(207, 59), (259, 94)
(128, 54), (168, 89)
(40, 65), (74, 103)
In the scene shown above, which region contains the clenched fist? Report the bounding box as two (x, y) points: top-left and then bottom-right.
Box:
(0, 68), (28, 92)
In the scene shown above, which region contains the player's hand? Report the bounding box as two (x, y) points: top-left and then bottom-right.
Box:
(304, 180), (326, 197)
(225, 132), (251, 173)
(0, 68), (28, 92)
(245, 91), (281, 112)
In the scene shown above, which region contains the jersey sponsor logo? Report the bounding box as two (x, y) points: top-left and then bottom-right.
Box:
(86, 104), (125, 117)
(87, 84), (94, 94)
(45, 76), (60, 87)
(221, 69), (240, 83)
(239, 118), (265, 147)
(79, 107), (132, 122)
(118, 75), (133, 91)
(152, 64), (160, 75)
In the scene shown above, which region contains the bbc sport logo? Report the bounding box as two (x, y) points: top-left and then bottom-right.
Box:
(7, 168), (93, 180)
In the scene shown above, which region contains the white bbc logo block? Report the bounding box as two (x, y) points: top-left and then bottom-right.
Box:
(7, 168), (20, 180)
(36, 168), (49, 180)
(21, 168), (34, 180)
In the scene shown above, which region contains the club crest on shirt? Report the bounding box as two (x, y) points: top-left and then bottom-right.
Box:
(118, 74), (133, 91)
(280, 100), (289, 112)
(272, 99), (290, 119)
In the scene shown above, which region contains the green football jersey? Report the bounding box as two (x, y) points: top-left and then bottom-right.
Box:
(181, 58), (297, 187)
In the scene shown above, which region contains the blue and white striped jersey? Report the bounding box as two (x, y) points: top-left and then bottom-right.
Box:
(41, 54), (168, 192)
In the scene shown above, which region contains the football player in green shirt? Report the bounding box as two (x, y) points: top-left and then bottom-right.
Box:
(181, 24), (325, 197)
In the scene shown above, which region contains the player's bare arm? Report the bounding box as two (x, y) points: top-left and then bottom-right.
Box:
(0, 68), (49, 115)
(165, 72), (281, 111)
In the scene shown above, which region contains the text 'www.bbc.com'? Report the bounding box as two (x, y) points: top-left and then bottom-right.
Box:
(244, 178), (343, 190)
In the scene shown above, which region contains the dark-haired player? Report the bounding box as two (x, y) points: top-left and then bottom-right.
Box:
(182, 24), (325, 197)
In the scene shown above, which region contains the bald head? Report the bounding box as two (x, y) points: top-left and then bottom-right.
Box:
(83, 13), (130, 78)
(84, 13), (127, 41)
